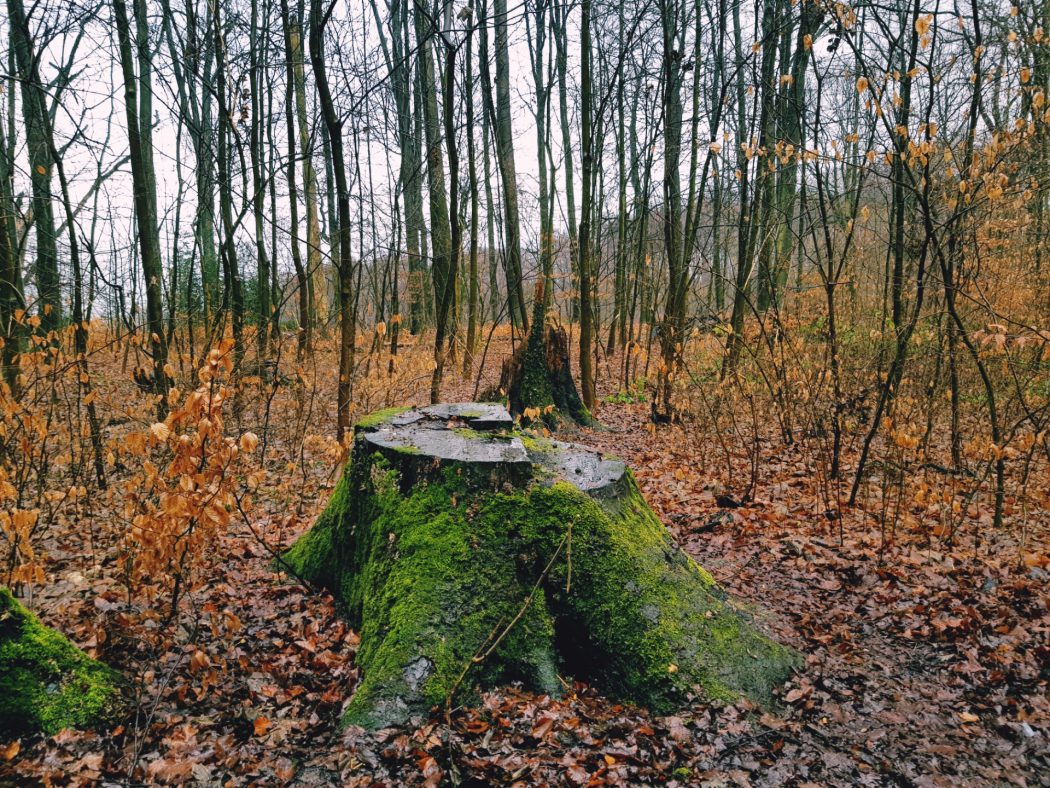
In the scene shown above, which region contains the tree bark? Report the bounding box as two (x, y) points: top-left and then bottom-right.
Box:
(249, 0), (272, 363)
(0, 116), (23, 392)
(309, 0), (357, 440)
(281, 0), (312, 356)
(7, 0), (61, 333)
(578, 0), (596, 410)
(112, 0), (169, 413)
(490, 0), (528, 331)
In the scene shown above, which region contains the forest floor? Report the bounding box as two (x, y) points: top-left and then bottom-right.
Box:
(2, 333), (1048, 786)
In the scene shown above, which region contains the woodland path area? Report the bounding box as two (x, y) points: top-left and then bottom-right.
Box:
(3, 346), (1047, 787)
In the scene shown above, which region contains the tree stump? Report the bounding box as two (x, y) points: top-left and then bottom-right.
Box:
(491, 324), (591, 424)
(283, 404), (797, 728)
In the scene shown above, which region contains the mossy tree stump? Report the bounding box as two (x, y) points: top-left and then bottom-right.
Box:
(284, 404), (797, 728)
(0, 588), (121, 735)
(492, 324), (591, 424)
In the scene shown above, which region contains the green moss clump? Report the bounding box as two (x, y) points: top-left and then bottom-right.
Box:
(339, 466), (565, 726)
(530, 477), (799, 707)
(354, 406), (411, 431)
(0, 588), (122, 736)
(284, 414), (798, 728)
(517, 432), (556, 454)
(282, 466), (353, 588)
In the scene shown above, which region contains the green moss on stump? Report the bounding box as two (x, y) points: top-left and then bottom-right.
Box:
(284, 405), (798, 728)
(519, 324), (556, 414)
(0, 588), (122, 735)
(354, 406), (411, 431)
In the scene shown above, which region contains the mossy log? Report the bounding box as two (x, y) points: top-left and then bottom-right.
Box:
(0, 588), (122, 735)
(284, 404), (798, 728)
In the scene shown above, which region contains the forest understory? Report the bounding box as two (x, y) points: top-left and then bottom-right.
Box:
(5, 0), (1050, 781)
(1, 325), (1046, 787)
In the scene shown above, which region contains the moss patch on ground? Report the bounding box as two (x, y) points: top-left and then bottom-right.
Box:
(284, 409), (798, 728)
(0, 588), (122, 736)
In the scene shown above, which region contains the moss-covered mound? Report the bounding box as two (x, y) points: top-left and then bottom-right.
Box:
(0, 588), (122, 735)
(284, 404), (798, 728)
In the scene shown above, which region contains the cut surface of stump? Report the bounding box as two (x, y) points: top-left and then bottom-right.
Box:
(284, 404), (797, 728)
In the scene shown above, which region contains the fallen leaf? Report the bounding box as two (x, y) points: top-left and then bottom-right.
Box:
(254, 716), (271, 736)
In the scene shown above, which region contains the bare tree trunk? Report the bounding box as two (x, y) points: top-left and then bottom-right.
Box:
(7, 0), (61, 332)
(0, 92), (23, 391)
(578, 0), (595, 410)
(112, 0), (169, 414)
(553, 1), (578, 323)
(373, 0), (426, 335)
(281, 0), (311, 356)
(609, 3), (627, 354)
(463, 24), (480, 376)
(411, 0), (454, 402)
(653, 0), (685, 421)
(249, 0), (272, 364)
(290, 0), (325, 329)
(213, 0), (246, 374)
(491, 0), (527, 331)
(430, 14), (460, 402)
(722, 0), (754, 377)
(52, 138), (107, 488)
(480, 38), (500, 325)
(160, 0), (219, 326)
(309, 0), (356, 440)
(528, 0), (552, 310)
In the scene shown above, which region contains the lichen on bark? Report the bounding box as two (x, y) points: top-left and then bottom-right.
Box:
(283, 405), (797, 728)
